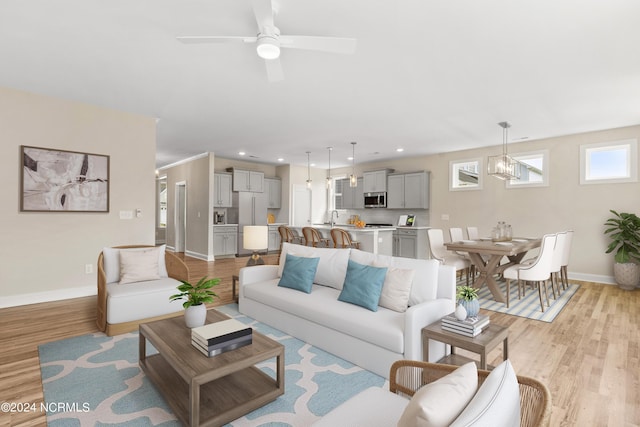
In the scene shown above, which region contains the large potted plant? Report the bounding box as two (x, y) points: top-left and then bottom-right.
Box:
(604, 210), (640, 290)
(170, 276), (220, 327)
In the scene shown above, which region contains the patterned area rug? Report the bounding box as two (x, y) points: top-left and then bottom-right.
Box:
(38, 304), (385, 426)
(460, 276), (580, 322)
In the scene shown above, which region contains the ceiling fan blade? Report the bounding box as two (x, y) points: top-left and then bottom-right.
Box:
(252, 0), (275, 30)
(176, 36), (257, 44)
(280, 35), (357, 54)
(265, 58), (284, 82)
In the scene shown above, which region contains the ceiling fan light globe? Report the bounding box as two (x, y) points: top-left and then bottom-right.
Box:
(256, 37), (280, 59)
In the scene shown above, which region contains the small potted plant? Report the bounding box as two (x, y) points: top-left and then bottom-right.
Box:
(604, 210), (640, 290)
(456, 285), (480, 318)
(170, 276), (220, 328)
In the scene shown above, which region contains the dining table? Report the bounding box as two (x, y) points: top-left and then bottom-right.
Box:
(445, 237), (542, 303)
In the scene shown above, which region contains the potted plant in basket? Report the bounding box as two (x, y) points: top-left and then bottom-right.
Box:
(604, 210), (640, 290)
(456, 285), (480, 318)
(170, 276), (220, 328)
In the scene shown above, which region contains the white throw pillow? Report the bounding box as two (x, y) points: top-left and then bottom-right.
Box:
(397, 362), (478, 427)
(392, 257), (440, 305)
(102, 245), (168, 284)
(119, 247), (161, 284)
(373, 260), (414, 313)
(450, 360), (520, 427)
(278, 243), (350, 289)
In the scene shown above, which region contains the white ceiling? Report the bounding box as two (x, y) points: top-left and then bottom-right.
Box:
(2, 0), (640, 169)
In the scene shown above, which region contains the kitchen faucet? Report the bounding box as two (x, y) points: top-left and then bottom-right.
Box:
(330, 210), (339, 227)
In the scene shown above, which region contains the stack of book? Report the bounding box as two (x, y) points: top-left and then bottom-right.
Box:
(441, 313), (490, 337)
(191, 318), (253, 357)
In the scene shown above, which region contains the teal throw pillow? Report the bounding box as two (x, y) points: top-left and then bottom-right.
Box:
(277, 254), (320, 293)
(338, 259), (388, 311)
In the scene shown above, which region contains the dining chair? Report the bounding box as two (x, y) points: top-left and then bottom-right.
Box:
(548, 231), (568, 299)
(427, 228), (471, 285)
(330, 228), (360, 249)
(302, 227), (331, 248)
(449, 227), (475, 278)
(502, 233), (557, 311)
(466, 226), (480, 240)
(560, 230), (574, 290)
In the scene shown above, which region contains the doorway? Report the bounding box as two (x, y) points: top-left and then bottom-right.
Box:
(175, 181), (186, 253)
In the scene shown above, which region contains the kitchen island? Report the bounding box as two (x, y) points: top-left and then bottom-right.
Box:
(293, 225), (395, 256)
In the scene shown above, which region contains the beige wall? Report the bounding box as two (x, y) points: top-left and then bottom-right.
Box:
(333, 125), (640, 283)
(164, 153), (214, 261)
(0, 86), (156, 307)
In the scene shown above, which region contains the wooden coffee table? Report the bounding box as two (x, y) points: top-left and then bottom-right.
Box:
(422, 318), (509, 370)
(139, 309), (284, 427)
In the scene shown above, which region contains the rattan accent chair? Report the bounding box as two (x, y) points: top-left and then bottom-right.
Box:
(390, 360), (552, 427)
(302, 227), (331, 248)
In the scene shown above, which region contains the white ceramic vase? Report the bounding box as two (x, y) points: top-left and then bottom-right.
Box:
(184, 304), (207, 328)
(454, 304), (468, 321)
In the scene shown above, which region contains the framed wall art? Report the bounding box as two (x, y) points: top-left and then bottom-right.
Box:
(20, 145), (110, 212)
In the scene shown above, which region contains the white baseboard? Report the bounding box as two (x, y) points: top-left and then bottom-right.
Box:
(185, 250), (213, 262)
(569, 272), (616, 285)
(0, 286), (96, 309)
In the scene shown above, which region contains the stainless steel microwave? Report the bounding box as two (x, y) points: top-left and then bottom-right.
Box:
(364, 192), (387, 208)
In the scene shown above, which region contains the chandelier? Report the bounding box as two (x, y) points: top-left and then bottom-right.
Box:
(487, 122), (521, 180)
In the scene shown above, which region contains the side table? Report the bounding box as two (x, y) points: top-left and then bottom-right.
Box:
(232, 275), (239, 303)
(422, 319), (509, 370)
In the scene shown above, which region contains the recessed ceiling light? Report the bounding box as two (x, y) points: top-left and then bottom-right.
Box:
(277, 158), (284, 162)
(238, 151), (246, 156)
(347, 156), (354, 161)
(396, 148), (404, 152)
(310, 163), (316, 167)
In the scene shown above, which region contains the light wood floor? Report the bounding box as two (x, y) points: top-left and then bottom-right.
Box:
(0, 254), (638, 427)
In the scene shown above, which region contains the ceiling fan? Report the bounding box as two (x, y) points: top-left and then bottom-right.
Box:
(176, 0), (357, 82)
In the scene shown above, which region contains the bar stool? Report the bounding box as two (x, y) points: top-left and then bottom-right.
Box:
(302, 227), (331, 248)
(278, 225), (304, 250)
(330, 228), (360, 249)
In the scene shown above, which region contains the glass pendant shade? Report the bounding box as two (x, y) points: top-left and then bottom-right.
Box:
(488, 122), (521, 180)
(306, 151), (312, 189)
(349, 141), (357, 188)
(326, 147), (332, 189)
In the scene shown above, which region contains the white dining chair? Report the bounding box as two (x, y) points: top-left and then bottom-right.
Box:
(502, 234), (557, 311)
(548, 231), (568, 299)
(560, 230), (574, 290)
(449, 227), (475, 278)
(428, 228), (471, 285)
(466, 226), (480, 240)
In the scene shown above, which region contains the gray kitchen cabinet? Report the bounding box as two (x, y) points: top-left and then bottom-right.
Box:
(213, 225), (238, 258)
(387, 171), (429, 209)
(214, 173), (233, 207)
(393, 228), (428, 259)
(363, 170), (390, 193)
(338, 177), (363, 209)
(268, 225), (281, 252)
(232, 169), (264, 192)
(265, 178), (282, 209)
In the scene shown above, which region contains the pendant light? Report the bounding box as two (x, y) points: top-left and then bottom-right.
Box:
(349, 142), (357, 188)
(326, 147), (332, 189)
(487, 121), (522, 180)
(306, 151), (312, 189)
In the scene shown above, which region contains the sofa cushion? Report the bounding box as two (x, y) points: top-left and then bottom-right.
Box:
(103, 245), (168, 284)
(397, 362), (478, 427)
(338, 260), (387, 311)
(278, 243), (350, 290)
(311, 387), (409, 427)
(243, 279), (405, 353)
(277, 254), (319, 293)
(119, 247), (161, 284)
(373, 260), (414, 313)
(450, 360), (520, 427)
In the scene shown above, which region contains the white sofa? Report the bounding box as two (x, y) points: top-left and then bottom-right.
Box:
(96, 245), (190, 336)
(239, 243), (456, 378)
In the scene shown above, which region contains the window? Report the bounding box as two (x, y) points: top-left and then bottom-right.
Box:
(450, 158), (482, 191)
(506, 150), (549, 188)
(580, 139), (638, 184)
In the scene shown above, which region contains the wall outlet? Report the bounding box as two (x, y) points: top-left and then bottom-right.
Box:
(120, 210), (133, 220)
(136, 208), (142, 218)
(85, 264), (93, 274)
(441, 214), (450, 221)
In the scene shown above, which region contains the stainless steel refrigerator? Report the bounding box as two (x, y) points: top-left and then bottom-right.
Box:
(236, 191), (268, 255)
